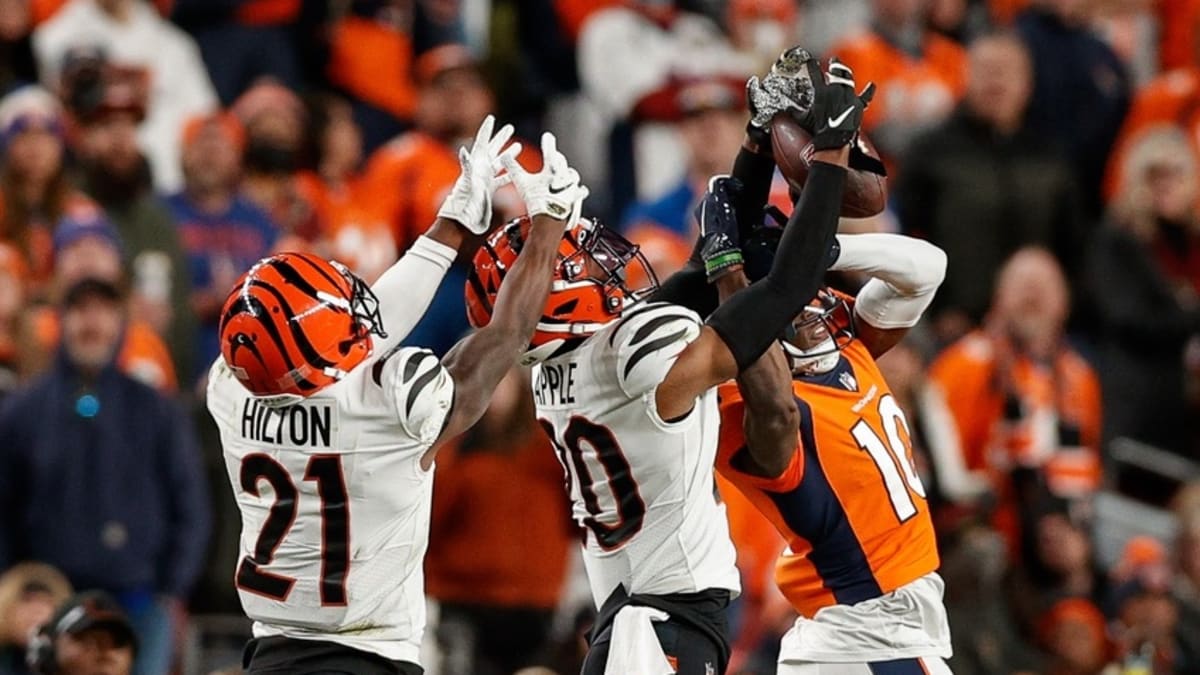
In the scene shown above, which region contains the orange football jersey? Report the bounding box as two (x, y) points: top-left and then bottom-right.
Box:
(715, 338), (939, 618)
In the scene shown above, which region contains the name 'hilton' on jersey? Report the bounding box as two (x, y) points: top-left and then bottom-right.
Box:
(206, 344), (455, 665)
(533, 303), (740, 607)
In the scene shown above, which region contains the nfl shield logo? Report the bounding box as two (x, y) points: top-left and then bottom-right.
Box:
(839, 371), (858, 392)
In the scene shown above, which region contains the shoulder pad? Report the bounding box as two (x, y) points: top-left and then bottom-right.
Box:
(374, 346), (455, 443)
(606, 302), (702, 398)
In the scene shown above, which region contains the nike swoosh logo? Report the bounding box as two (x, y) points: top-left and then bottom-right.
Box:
(548, 182), (571, 195)
(827, 106), (855, 128)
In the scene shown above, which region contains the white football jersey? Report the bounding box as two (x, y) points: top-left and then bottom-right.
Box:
(206, 344), (454, 664)
(532, 302), (741, 607)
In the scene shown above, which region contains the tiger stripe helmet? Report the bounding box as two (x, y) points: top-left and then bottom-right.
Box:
(466, 216), (659, 363)
(219, 252), (386, 401)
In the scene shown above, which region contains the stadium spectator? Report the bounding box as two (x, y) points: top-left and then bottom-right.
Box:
(725, 0), (798, 74)
(620, 77), (747, 240)
(896, 32), (1083, 338)
(22, 212), (176, 392)
(1088, 127), (1200, 457)
(299, 93), (395, 284)
(166, 112), (277, 383)
(169, 0), (306, 104)
(359, 45), (540, 354)
(575, 0), (755, 214)
(1037, 597), (1114, 675)
(828, 0), (968, 168)
(0, 275), (210, 675)
(1104, 26), (1200, 205)
(230, 79), (319, 245)
(0, 563), (70, 675)
(31, 0), (217, 192)
(0, 85), (93, 297)
(1010, 507), (1105, 635)
(923, 248), (1102, 548)
(26, 591), (135, 675)
(1015, 0), (1130, 218)
(70, 70), (193, 382)
(1108, 579), (1181, 674)
(425, 366), (573, 675)
(0, 0), (37, 96)
(940, 525), (1042, 674)
(324, 0), (422, 152)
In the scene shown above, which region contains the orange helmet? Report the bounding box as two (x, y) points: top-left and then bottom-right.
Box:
(218, 252), (386, 402)
(466, 216), (659, 362)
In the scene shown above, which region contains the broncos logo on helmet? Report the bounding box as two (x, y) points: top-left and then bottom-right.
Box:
(466, 216), (659, 363)
(218, 252), (386, 402)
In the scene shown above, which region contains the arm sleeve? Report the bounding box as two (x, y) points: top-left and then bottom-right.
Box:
(370, 235), (457, 354)
(379, 347), (457, 444)
(161, 400), (213, 597)
(647, 147), (776, 314)
(706, 162), (846, 371)
(731, 147), (776, 242)
(830, 233), (947, 329)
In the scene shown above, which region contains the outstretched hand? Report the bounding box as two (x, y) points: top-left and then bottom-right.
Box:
(437, 114), (523, 234)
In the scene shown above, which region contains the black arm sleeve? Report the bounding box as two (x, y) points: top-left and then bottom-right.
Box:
(731, 147), (776, 241)
(706, 161), (846, 372)
(647, 263), (719, 316)
(648, 146), (777, 315)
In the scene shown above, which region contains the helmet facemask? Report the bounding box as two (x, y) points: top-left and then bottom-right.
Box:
(560, 219), (660, 314)
(782, 290), (854, 375)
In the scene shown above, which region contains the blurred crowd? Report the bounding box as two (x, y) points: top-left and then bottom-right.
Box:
(1, 0), (1200, 674)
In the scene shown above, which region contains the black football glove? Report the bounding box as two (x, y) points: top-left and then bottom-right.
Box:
(795, 57), (876, 151)
(695, 175), (745, 282)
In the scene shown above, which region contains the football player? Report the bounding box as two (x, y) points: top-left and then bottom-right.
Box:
(465, 54), (873, 675)
(698, 179), (952, 671)
(205, 117), (590, 675)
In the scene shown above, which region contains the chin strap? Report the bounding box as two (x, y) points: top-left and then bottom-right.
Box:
(782, 337), (840, 375)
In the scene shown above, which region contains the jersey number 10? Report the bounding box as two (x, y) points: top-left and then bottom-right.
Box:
(850, 394), (927, 523)
(236, 453), (350, 606)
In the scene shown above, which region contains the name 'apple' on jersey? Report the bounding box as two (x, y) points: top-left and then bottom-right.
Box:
(206, 344), (454, 664)
(532, 302), (741, 607)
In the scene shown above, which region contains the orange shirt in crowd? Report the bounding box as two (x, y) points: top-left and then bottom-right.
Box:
(30, 307), (177, 393)
(0, 191), (100, 297)
(830, 29), (967, 165)
(295, 171), (397, 284)
(359, 133), (541, 252)
(1104, 66), (1200, 202)
(924, 332), (1102, 546)
(715, 338), (940, 619)
(327, 14), (419, 123)
(424, 434), (574, 609)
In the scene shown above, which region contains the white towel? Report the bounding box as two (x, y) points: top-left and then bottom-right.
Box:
(604, 606), (675, 675)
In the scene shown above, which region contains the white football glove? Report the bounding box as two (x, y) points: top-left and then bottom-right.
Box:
(500, 132), (589, 225)
(437, 114), (522, 234)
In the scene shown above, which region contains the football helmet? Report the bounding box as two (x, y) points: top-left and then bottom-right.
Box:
(219, 252), (386, 404)
(466, 216), (658, 363)
(782, 288), (854, 374)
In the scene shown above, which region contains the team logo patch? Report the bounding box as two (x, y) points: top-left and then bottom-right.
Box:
(839, 371), (858, 392)
(705, 662), (716, 675)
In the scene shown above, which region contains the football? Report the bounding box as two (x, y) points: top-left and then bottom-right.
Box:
(769, 114), (887, 218)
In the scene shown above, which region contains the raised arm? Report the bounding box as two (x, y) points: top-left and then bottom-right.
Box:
(371, 115), (519, 352)
(654, 56), (873, 421)
(829, 233), (947, 357)
(431, 134), (587, 455)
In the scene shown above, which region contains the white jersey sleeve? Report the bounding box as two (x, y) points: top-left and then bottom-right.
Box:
(372, 345), (456, 444)
(607, 302), (703, 399)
